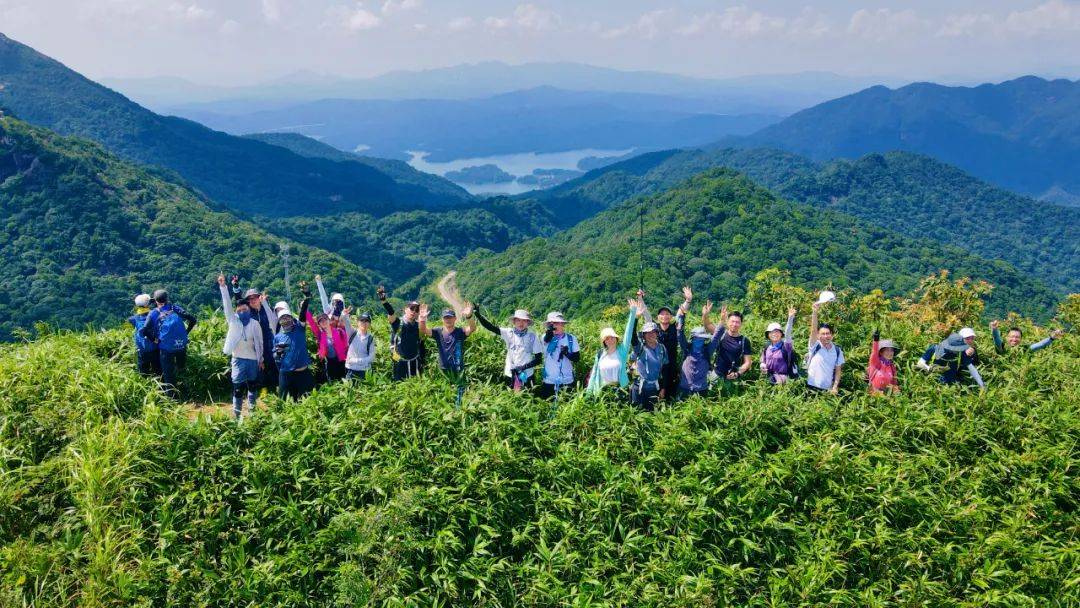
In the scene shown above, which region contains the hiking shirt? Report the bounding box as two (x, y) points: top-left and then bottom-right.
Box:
(431, 326), (467, 372)
(806, 341), (844, 390)
(274, 325), (311, 372)
(585, 308), (637, 394)
(345, 331), (376, 371)
(712, 329), (752, 377)
(676, 312), (716, 392)
(219, 284), (263, 362)
(391, 318), (423, 362)
(992, 327), (1054, 354)
(867, 340), (898, 393)
(543, 332), (580, 386)
(631, 342), (668, 385)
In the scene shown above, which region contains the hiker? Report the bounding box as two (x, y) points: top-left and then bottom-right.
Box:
(867, 329), (899, 395)
(343, 312), (376, 381)
(760, 307), (798, 384)
(917, 327), (984, 388)
(629, 296), (669, 411)
(272, 301), (314, 401)
(636, 287), (683, 401)
(675, 298), (716, 399)
(991, 320), (1064, 354)
(299, 281), (348, 384)
(379, 286), (425, 381)
(419, 301), (477, 379)
(315, 274), (346, 316)
(701, 302), (754, 395)
(474, 307), (545, 391)
(539, 311), (581, 399)
(806, 300), (844, 394)
(140, 289), (197, 399)
(217, 274), (263, 418)
(585, 300), (638, 397)
(231, 280), (279, 392)
(128, 293), (161, 377)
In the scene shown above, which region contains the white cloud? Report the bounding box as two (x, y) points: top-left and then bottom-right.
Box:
(261, 0), (281, 23)
(937, 12), (993, 38)
(604, 9), (669, 39)
(412, 22), (428, 31)
(514, 3), (559, 31)
(219, 18), (240, 35)
(327, 3), (382, 31)
(847, 8), (926, 40)
(677, 7), (786, 38)
(1003, 0), (1080, 34)
(381, 0), (420, 15)
(447, 16), (474, 31)
(167, 2), (213, 22)
(484, 16), (511, 30)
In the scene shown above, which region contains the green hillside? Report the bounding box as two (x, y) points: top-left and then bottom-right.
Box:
(2, 277), (1077, 606)
(0, 115), (376, 339)
(0, 33), (470, 217)
(733, 76), (1080, 201)
(457, 170), (1060, 319)
(517, 147), (1080, 294)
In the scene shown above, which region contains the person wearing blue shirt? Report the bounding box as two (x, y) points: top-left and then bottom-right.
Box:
(272, 304), (314, 401)
(140, 289), (196, 398)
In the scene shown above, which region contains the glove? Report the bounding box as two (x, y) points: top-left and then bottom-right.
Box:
(872, 329), (880, 341)
(376, 285), (387, 301)
(560, 345), (569, 357)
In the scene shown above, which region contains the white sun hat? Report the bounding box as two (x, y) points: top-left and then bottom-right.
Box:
(816, 290), (836, 304)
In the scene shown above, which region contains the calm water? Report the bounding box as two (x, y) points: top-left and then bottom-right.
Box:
(407, 148), (634, 196)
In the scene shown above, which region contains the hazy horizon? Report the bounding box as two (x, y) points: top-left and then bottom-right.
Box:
(3, 1), (1079, 86)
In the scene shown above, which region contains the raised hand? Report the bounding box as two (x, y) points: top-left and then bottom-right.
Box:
(990, 320), (1000, 330)
(1051, 329), (1064, 339)
(376, 285), (387, 300)
(419, 302), (430, 319)
(702, 300), (713, 316)
(627, 298), (642, 316)
(720, 303), (728, 321)
(788, 307), (796, 317)
(342, 306), (353, 316)
(812, 301), (821, 312)
(217, 273), (226, 286)
(461, 301), (474, 318)
(682, 285), (693, 302)
(315, 274), (322, 282)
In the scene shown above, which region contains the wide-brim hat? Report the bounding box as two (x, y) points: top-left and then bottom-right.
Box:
(546, 311), (568, 324)
(690, 326), (710, 340)
(511, 309), (532, 322)
(331, 292), (344, 302)
(599, 327), (618, 341)
(941, 334), (969, 352)
(242, 288), (261, 299)
(273, 300), (291, 314)
(640, 322), (658, 334)
(765, 322), (784, 335)
(816, 290), (836, 305)
(877, 339), (897, 351)
(277, 307), (296, 319)
(958, 327), (976, 339)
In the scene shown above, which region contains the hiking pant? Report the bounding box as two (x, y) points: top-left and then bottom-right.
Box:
(677, 387), (708, 401)
(505, 373), (536, 391)
(319, 358), (347, 384)
(260, 356), (278, 389)
(660, 363), (679, 401)
(538, 381), (574, 400)
(392, 357), (422, 381)
(278, 368), (314, 401)
(345, 368), (367, 381)
(159, 349), (187, 399)
(137, 349), (161, 376)
(231, 357), (260, 418)
(630, 380), (661, 412)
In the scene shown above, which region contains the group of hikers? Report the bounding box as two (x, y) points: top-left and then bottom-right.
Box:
(128, 275), (1066, 419)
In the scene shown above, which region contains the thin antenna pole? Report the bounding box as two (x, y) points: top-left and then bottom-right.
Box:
(638, 197), (645, 291)
(281, 243), (291, 301)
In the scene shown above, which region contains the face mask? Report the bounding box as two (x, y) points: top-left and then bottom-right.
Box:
(691, 338), (705, 355)
(237, 311), (252, 325)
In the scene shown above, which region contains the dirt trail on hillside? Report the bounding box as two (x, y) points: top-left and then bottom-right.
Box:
(437, 271), (466, 313)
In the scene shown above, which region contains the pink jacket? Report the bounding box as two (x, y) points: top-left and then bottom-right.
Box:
(867, 339), (899, 393)
(305, 310), (349, 360)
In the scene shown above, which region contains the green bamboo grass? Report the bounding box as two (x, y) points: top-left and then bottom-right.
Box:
(1, 279), (1077, 607)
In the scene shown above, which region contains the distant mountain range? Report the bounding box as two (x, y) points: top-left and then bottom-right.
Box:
(728, 76), (1080, 204)
(0, 32), (471, 217)
(173, 87), (780, 161)
(102, 63), (898, 114)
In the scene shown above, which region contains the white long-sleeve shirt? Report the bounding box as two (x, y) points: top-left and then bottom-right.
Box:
(220, 284), (263, 362)
(345, 330), (377, 371)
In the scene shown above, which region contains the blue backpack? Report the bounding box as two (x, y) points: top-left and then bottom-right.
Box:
(131, 314), (157, 353)
(156, 307), (190, 352)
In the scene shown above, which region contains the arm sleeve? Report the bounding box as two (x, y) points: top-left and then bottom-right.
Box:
(1029, 336), (1053, 352)
(566, 336), (581, 362)
(316, 278), (331, 314)
(784, 314), (794, 344)
(382, 300), (395, 317)
(676, 313), (690, 355)
(520, 353), (543, 371)
(869, 339), (881, 372)
(219, 284), (234, 320)
(304, 307), (319, 336)
(622, 309), (637, 355)
(474, 309), (501, 336)
(967, 363), (985, 389)
(992, 327), (1004, 353)
(253, 323), (264, 362)
(179, 308), (197, 333)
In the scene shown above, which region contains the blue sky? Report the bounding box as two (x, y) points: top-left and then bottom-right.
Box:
(2, 0), (1078, 83)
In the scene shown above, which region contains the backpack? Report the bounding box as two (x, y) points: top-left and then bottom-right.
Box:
(156, 307), (190, 352)
(782, 342), (800, 378)
(131, 314), (156, 353)
(807, 342), (842, 369)
(712, 329), (751, 373)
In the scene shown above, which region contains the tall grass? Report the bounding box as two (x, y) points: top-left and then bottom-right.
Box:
(0, 283), (1077, 606)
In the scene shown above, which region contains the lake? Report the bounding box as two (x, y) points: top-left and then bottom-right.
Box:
(407, 148), (634, 196)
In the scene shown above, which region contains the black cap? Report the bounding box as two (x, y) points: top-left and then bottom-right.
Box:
(657, 306), (673, 315)
(441, 308), (456, 318)
(358, 313), (372, 322)
(152, 289), (169, 303)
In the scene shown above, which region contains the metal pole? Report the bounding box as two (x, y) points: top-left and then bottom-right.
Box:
(281, 243), (291, 301)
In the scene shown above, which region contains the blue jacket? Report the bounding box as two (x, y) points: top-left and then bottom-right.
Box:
(274, 325), (311, 372)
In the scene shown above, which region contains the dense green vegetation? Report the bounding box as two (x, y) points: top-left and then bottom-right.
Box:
(2, 274), (1077, 606)
(0, 33), (470, 217)
(734, 76), (1080, 201)
(0, 116), (376, 339)
(515, 147), (1080, 293)
(457, 170), (1060, 320)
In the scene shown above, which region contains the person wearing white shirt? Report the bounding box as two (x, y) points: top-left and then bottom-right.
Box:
(217, 274), (264, 419)
(806, 300), (844, 394)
